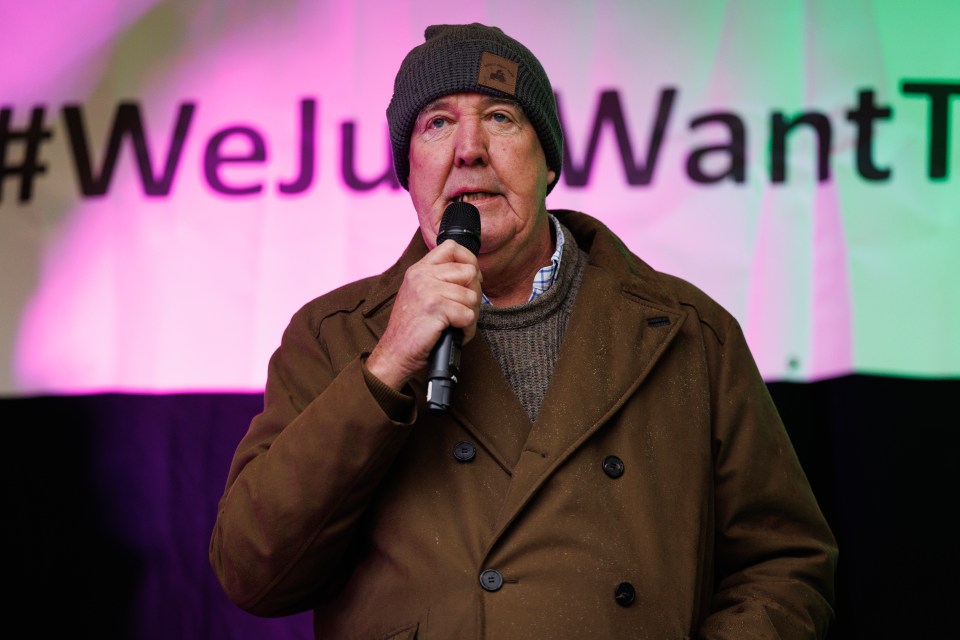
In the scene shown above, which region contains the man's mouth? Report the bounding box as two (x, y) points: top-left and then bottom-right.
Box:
(457, 192), (496, 203)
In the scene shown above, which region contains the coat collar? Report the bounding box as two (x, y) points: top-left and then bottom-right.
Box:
(358, 209), (681, 331)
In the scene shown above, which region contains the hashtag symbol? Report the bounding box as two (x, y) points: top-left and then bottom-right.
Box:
(0, 106), (53, 204)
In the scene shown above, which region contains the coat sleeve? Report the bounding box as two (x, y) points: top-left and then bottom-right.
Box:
(698, 315), (838, 639)
(209, 305), (415, 617)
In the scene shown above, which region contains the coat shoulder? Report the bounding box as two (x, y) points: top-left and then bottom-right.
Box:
(651, 270), (737, 346)
(286, 273), (389, 339)
(286, 231), (423, 339)
(553, 209), (738, 346)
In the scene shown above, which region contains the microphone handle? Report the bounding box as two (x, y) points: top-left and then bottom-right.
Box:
(426, 326), (463, 412)
(425, 200), (480, 412)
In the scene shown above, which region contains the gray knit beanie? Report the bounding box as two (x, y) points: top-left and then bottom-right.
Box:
(386, 23), (563, 194)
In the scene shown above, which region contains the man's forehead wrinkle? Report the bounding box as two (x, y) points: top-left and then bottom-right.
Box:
(419, 95), (522, 117)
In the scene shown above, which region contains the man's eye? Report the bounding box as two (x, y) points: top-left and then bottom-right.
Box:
(491, 112), (510, 123)
(429, 117), (446, 129)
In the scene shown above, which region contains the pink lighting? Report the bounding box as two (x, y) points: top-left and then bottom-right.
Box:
(4, 2), (959, 394)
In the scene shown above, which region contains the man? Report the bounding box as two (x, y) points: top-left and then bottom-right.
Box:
(211, 23), (837, 639)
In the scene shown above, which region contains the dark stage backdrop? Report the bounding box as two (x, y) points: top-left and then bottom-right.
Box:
(5, 375), (958, 639)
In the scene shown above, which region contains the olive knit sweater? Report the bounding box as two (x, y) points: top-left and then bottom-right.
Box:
(478, 219), (587, 423)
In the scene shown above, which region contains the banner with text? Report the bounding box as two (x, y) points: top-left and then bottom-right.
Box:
(2, 0), (958, 394)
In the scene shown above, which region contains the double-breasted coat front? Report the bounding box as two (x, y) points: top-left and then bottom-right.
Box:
(211, 210), (837, 639)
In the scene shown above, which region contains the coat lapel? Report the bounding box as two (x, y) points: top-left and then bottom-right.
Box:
(444, 334), (535, 471)
(487, 243), (686, 544)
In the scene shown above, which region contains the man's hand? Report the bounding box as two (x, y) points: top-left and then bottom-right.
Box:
(366, 240), (482, 390)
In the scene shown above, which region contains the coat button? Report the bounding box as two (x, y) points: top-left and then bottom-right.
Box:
(614, 581), (636, 607)
(602, 455), (625, 478)
(479, 569), (503, 592)
(453, 441), (476, 462)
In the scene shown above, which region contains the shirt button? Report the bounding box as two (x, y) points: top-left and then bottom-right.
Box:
(479, 569), (503, 592)
(614, 581), (636, 607)
(453, 441), (477, 462)
(602, 455), (625, 478)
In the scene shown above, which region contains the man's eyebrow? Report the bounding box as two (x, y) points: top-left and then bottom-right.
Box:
(482, 97), (522, 110)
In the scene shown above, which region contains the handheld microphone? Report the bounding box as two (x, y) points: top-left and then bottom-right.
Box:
(426, 201), (481, 413)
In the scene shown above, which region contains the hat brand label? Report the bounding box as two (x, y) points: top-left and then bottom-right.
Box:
(478, 52), (518, 96)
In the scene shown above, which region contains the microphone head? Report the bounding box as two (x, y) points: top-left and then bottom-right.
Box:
(437, 201), (481, 256)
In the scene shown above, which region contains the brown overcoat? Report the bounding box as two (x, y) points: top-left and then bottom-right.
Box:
(211, 210), (837, 639)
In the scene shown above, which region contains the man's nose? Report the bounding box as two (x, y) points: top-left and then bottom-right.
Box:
(454, 118), (488, 168)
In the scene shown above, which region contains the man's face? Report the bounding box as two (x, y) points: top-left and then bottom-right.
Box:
(408, 92), (556, 283)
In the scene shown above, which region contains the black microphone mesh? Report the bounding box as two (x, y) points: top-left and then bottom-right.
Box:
(437, 202), (481, 256)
